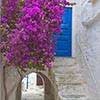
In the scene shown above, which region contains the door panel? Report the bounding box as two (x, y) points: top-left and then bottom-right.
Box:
(54, 7), (72, 57)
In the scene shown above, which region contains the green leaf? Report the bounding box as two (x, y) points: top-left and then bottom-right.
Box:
(28, 61), (33, 69)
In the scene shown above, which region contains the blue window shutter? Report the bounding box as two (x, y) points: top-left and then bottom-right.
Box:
(54, 7), (72, 57)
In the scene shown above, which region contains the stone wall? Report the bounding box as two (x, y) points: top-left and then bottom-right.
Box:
(54, 57), (89, 100)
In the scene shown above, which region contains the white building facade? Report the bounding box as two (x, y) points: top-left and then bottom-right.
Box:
(75, 0), (100, 99)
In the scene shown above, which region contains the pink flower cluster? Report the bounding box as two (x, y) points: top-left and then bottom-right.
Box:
(1, 0), (69, 70)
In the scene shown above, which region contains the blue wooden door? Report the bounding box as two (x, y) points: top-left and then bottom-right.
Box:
(54, 7), (72, 57)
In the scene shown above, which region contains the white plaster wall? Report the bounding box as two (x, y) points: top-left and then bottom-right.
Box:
(75, 0), (100, 99)
(72, 0), (82, 57)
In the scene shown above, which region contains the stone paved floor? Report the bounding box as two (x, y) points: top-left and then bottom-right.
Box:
(22, 86), (44, 100)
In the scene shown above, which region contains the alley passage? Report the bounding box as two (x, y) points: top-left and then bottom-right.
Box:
(22, 86), (44, 100)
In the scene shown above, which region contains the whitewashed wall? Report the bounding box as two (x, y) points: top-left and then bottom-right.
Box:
(75, 0), (100, 100)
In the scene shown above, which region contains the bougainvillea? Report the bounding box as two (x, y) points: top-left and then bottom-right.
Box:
(0, 0), (69, 70)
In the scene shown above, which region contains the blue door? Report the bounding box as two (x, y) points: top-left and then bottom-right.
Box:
(54, 7), (72, 57)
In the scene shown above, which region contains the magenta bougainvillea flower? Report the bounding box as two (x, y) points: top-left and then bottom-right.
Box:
(1, 0), (69, 70)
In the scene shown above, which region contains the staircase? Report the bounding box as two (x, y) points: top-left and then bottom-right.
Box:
(54, 58), (89, 100)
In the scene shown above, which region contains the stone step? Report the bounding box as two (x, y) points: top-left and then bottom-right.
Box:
(60, 94), (88, 100)
(55, 74), (86, 84)
(56, 80), (87, 85)
(54, 58), (89, 100)
(60, 94), (87, 98)
(59, 87), (88, 100)
(54, 67), (83, 74)
(54, 58), (77, 67)
(64, 82), (86, 86)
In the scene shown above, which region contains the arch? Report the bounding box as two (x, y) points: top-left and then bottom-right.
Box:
(16, 69), (60, 100)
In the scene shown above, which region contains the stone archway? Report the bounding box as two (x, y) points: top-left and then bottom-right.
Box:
(17, 71), (58, 100)
(3, 67), (60, 100)
(38, 72), (58, 100)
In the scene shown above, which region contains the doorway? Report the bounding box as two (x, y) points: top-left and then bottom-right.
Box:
(21, 73), (44, 100)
